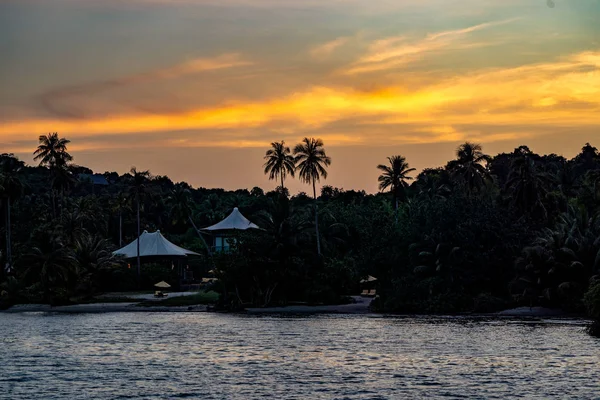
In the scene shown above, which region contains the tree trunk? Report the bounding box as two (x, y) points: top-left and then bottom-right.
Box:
(313, 180), (321, 255)
(136, 193), (141, 288)
(281, 174), (284, 192)
(119, 211), (123, 247)
(395, 196), (399, 224)
(51, 190), (56, 220)
(5, 197), (11, 273)
(188, 216), (213, 258)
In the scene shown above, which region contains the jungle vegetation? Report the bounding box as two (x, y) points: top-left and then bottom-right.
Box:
(1, 134), (600, 328)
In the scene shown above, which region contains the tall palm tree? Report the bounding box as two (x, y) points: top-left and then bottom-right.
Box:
(506, 156), (554, 218)
(33, 132), (73, 168)
(52, 163), (76, 218)
(293, 137), (331, 255)
(264, 140), (296, 193)
(112, 193), (131, 247)
(447, 142), (491, 193)
(0, 154), (24, 274)
(167, 184), (213, 256)
(33, 133), (73, 218)
(377, 155), (416, 211)
(129, 167), (151, 285)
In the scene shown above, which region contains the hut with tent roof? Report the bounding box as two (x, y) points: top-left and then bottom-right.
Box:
(113, 230), (200, 284)
(200, 207), (261, 252)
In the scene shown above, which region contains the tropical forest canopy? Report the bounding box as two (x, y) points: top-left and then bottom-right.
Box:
(1, 134), (600, 321)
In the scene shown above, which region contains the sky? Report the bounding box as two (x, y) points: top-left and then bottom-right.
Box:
(1, 0), (599, 193)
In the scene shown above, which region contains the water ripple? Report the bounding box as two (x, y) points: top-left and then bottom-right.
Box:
(1, 313), (599, 399)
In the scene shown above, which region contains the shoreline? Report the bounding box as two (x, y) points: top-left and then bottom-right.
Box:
(1, 299), (588, 320)
(2, 302), (210, 314)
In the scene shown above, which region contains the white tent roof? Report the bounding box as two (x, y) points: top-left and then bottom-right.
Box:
(201, 207), (260, 232)
(113, 230), (200, 258)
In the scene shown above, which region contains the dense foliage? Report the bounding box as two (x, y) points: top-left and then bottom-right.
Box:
(1, 136), (600, 323)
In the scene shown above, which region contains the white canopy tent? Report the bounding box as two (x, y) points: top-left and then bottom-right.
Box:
(200, 208), (260, 252)
(201, 207), (260, 232)
(113, 230), (200, 259)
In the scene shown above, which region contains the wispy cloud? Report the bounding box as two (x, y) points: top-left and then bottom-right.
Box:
(342, 18), (519, 75)
(310, 37), (349, 59)
(37, 53), (252, 118)
(2, 49), (599, 150)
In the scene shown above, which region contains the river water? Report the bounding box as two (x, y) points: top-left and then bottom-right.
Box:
(1, 313), (599, 399)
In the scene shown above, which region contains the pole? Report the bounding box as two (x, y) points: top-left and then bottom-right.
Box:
(136, 193), (141, 287)
(5, 197), (11, 273)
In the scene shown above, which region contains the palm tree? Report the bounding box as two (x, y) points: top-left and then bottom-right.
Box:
(22, 229), (75, 304)
(293, 137), (331, 255)
(33, 132), (73, 168)
(52, 163), (76, 218)
(112, 193), (131, 247)
(129, 167), (151, 286)
(506, 155), (554, 218)
(72, 233), (121, 295)
(167, 184), (213, 256)
(264, 140), (296, 193)
(377, 155), (416, 212)
(33, 133), (73, 218)
(447, 142), (491, 193)
(0, 154), (24, 274)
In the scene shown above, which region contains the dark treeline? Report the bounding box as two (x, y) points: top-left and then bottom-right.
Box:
(1, 134), (600, 328)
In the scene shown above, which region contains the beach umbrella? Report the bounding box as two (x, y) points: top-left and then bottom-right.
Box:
(154, 281), (171, 289)
(359, 275), (378, 284)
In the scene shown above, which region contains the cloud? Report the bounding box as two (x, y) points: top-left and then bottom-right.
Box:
(342, 18), (519, 75)
(310, 37), (349, 59)
(2, 49), (599, 152)
(37, 53), (252, 118)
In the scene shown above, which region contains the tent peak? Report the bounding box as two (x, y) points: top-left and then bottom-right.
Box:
(113, 230), (200, 258)
(201, 207), (260, 232)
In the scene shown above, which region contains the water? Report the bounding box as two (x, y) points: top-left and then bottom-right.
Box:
(1, 313), (599, 399)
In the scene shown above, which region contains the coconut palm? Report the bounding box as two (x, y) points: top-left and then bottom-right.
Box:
(0, 154), (24, 273)
(112, 193), (131, 247)
(447, 142), (492, 193)
(129, 167), (151, 285)
(377, 155), (416, 211)
(33, 133), (73, 218)
(293, 137), (331, 255)
(506, 156), (554, 218)
(33, 132), (73, 168)
(72, 233), (121, 295)
(21, 229), (75, 303)
(264, 140), (296, 192)
(167, 184), (213, 256)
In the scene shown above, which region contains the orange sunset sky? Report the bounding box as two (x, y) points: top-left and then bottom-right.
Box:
(1, 0), (599, 193)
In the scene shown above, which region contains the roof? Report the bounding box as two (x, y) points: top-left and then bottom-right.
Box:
(201, 207), (260, 232)
(79, 173), (109, 186)
(113, 230), (200, 258)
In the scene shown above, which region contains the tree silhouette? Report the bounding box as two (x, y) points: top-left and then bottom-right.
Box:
(293, 137), (331, 255)
(33, 133), (73, 168)
(447, 142), (491, 193)
(264, 140), (296, 192)
(129, 167), (151, 286)
(377, 155), (416, 212)
(0, 154), (24, 273)
(33, 133), (73, 218)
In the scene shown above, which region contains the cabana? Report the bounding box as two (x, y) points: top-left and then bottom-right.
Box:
(113, 230), (200, 259)
(113, 230), (200, 286)
(200, 207), (260, 252)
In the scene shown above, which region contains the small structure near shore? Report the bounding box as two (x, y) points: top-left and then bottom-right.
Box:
(113, 230), (200, 259)
(200, 207), (260, 252)
(113, 230), (200, 286)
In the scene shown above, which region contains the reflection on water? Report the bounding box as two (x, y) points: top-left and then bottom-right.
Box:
(1, 313), (599, 399)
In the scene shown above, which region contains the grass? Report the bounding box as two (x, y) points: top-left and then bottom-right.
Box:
(138, 291), (219, 307)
